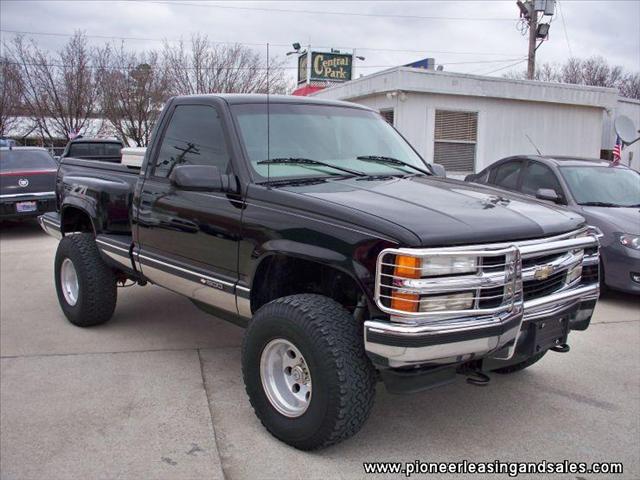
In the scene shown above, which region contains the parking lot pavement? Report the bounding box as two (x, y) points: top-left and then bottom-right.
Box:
(1, 220), (639, 480)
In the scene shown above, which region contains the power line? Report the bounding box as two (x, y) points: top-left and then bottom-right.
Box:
(479, 58), (528, 76)
(0, 29), (523, 57)
(557, 0), (573, 58)
(3, 58), (527, 71)
(0, 29), (273, 47)
(147, 1), (516, 22)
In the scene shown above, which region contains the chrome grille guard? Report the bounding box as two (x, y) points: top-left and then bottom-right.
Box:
(374, 228), (600, 321)
(366, 228), (600, 366)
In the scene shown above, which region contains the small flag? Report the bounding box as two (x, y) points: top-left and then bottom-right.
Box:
(612, 135), (623, 166)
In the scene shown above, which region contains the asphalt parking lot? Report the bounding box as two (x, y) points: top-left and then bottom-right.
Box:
(1, 220), (639, 480)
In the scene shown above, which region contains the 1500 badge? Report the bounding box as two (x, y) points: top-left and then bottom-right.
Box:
(200, 278), (224, 290)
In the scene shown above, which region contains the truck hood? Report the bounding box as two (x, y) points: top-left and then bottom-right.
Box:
(282, 176), (585, 247)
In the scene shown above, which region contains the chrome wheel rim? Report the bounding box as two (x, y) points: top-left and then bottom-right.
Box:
(60, 258), (79, 306)
(260, 338), (312, 417)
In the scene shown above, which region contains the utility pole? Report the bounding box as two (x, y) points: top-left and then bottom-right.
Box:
(527, 3), (538, 79)
(518, 0), (555, 80)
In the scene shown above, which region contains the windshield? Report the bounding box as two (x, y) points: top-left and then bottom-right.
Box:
(0, 149), (57, 171)
(231, 103), (429, 180)
(559, 166), (640, 207)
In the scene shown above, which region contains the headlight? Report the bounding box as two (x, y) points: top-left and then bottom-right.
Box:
(421, 255), (478, 276)
(420, 292), (474, 312)
(620, 234), (640, 250)
(390, 254), (478, 313)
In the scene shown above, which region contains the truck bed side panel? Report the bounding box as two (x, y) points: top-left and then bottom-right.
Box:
(57, 158), (140, 236)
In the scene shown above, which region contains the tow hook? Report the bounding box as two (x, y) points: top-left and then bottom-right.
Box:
(550, 343), (570, 353)
(465, 371), (491, 386)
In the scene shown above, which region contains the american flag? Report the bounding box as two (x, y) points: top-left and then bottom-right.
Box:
(612, 135), (623, 166)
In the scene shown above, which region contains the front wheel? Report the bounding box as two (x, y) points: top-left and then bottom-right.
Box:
(54, 233), (117, 327)
(242, 294), (376, 450)
(491, 350), (547, 374)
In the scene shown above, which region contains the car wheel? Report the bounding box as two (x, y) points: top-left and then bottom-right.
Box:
(54, 233), (117, 326)
(242, 294), (376, 450)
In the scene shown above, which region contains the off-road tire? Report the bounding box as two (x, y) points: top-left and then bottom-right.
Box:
(54, 233), (117, 326)
(242, 294), (376, 450)
(492, 350), (547, 374)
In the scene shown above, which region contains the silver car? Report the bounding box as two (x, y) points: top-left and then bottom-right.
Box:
(466, 156), (640, 294)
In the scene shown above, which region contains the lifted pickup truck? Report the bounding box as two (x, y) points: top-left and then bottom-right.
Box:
(40, 94), (600, 450)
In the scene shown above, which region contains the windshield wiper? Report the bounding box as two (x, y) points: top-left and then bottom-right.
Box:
(257, 157), (366, 177)
(356, 155), (432, 176)
(580, 201), (622, 207)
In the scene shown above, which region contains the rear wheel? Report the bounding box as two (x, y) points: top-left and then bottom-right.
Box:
(242, 294), (376, 450)
(54, 233), (117, 327)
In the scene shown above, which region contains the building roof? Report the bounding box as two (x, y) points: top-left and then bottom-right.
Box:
(312, 67), (620, 109)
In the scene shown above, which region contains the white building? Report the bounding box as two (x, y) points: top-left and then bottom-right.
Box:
(312, 67), (639, 173)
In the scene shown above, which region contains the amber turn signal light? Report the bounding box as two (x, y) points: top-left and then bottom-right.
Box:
(391, 255), (421, 312)
(391, 292), (419, 312)
(394, 255), (421, 279)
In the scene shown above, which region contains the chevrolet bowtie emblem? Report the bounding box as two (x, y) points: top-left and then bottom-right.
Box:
(533, 264), (554, 281)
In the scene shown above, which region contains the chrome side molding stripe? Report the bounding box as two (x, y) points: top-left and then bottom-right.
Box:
(96, 236), (253, 319)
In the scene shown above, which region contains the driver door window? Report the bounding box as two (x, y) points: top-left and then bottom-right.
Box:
(492, 161), (523, 191)
(521, 162), (563, 201)
(153, 105), (230, 178)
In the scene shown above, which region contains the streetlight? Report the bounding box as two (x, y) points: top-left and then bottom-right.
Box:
(286, 42), (306, 56)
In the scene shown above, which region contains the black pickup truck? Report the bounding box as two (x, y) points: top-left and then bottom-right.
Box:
(39, 94), (600, 450)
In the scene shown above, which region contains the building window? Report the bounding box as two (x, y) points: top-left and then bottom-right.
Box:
(380, 109), (394, 125)
(433, 110), (478, 173)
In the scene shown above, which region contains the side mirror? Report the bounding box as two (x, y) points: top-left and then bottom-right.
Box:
(170, 164), (232, 191)
(432, 163), (446, 177)
(536, 188), (561, 203)
(614, 115), (640, 146)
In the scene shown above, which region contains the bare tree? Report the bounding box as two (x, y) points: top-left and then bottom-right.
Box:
(162, 34), (289, 96)
(619, 73), (640, 100)
(504, 56), (639, 100)
(97, 45), (170, 146)
(4, 32), (100, 142)
(0, 56), (24, 137)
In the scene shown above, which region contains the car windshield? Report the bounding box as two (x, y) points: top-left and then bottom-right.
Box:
(559, 166), (640, 207)
(231, 103), (430, 180)
(0, 149), (57, 171)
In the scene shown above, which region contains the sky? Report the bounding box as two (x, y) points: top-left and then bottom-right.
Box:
(1, 0), (639, 82)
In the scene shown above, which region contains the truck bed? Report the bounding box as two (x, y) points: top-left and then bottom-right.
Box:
(57, 158), (141, 236)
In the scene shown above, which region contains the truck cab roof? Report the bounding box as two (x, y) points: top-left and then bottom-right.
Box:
(172, 93), (374, 111)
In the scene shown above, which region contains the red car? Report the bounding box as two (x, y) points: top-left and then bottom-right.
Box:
(0, 147), (58, 220)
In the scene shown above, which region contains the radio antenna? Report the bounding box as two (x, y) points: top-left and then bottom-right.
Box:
(525, 133), (542, 156)
(266, 42), (271, 187)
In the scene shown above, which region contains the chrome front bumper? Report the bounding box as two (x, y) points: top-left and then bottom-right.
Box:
(365, 282), (598, 367)
(365, 229), (600, 368)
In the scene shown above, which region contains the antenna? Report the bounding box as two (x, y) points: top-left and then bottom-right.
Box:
(525, 133), (542, 155)
(266, 42), (271, 187)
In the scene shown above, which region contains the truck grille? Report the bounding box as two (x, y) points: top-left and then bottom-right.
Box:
(523, 270), (566, 301)
(374, 229), (600, 319)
